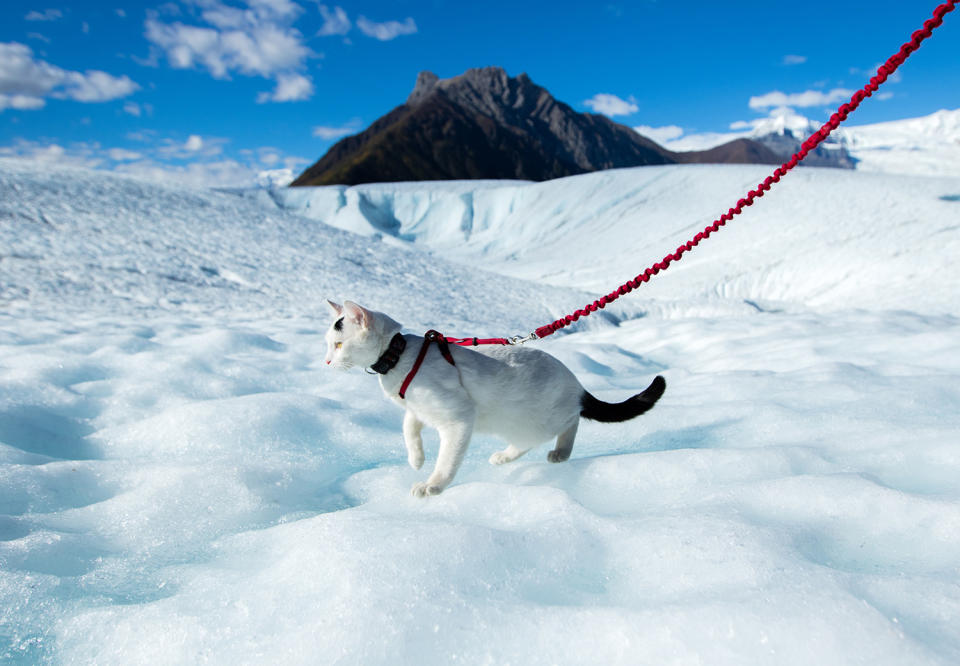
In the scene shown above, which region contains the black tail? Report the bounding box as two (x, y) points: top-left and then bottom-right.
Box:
(580, 375), (666, 423)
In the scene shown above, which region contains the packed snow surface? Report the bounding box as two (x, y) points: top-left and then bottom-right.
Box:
(2, 158), (960, 664)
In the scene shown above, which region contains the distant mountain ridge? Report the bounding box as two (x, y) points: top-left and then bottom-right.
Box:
(291, 67), (788, 186)
(661, 107), (960, 178)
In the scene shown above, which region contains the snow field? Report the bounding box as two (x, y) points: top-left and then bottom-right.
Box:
(4, 311), (958, 664)
(0, 158), (596, 331)
(2, 159), (960, 664)
(274, 165), (960, 316)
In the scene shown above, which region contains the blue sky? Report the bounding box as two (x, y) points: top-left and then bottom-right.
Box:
(2, 0), (958, 186)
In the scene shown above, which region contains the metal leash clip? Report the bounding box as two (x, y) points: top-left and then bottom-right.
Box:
(507, 332), (539, 345)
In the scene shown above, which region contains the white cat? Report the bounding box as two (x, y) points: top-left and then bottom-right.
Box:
(325, 300), (665, 497)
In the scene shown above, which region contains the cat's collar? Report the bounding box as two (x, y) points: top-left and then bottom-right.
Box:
(370, 333), (407, 375)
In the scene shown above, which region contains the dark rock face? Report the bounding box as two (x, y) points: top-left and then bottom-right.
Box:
(670, 138), (782, 166)
(292, 68), (797, 186)
(753, 130), (855, 169)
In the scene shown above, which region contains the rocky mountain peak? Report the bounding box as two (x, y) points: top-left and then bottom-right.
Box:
(292, 67), (787, 186)
(405, 67), (548, 122)
(406, 71), (440, 106)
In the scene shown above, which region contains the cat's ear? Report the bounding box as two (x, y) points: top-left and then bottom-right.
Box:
(326, 300), (343, 317)
(343, 300), (370, 328)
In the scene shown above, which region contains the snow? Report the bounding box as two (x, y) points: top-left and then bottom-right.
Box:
(2, 157), (960, 664)
(833, 109), (960, 177)
(270, 165), (960, 315)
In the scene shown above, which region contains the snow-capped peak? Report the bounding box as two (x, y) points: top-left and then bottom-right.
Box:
(739, 107), (821, 139)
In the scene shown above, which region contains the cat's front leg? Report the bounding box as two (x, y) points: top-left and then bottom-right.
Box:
(403, 409), (425, 470)
(411, 417), (474, 498)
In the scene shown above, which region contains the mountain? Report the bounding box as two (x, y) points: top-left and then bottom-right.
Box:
(662, 108), (960, 178)
(291, 67), (782, 186)
(746, 112), (855, 169)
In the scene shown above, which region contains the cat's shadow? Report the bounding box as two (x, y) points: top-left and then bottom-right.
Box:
(467, 419), (738, 490)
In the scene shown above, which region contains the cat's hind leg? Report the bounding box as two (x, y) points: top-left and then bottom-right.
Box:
(489, 444), (531, 466)
(547, 422), (578, 463)
(403, 409), (425, 470)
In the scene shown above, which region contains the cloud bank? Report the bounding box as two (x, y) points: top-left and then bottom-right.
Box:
(144, 0), (314, 103)
(0, 41), (139, 112)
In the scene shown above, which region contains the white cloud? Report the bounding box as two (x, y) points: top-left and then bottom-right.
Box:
(114, 158), (262, 188)
(247, 147), (306, 171)
(248, 0), (302, 21)
(356, 15), (417, 41)
(318, 5), (350, 36)
(633, 124), (684, 144)
(0, 94), (46, 111)
(257, 71), (313, 103)
(312, 121), (360, 140)
(0, 41), (139, 112)
(114, 154), (308, 188)
(108, 148), (143, 161)
(122, 101), (153, 117)
(0, 42), (68, 99)
(0, 139), (105, 168)
(258, 150), (280, 165)
(141, 133), (227, 160)
(25, 9), (63, 22)
(782, 54), (807, 65)
(731, 106), (812, 131)
(145, 0), (314, 102)
(2, 135), (309, 188)
(749, 88), (853, 110)
(583, 93), (639, 117)
(62, 69), (140, 102)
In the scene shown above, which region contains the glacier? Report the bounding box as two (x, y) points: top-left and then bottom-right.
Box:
(1, 157), (959, 665)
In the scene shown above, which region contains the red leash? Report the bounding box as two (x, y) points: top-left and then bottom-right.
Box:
(467, 0), (955, 344)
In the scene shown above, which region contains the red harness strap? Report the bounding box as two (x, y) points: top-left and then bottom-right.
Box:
(398, 330), (456, 399)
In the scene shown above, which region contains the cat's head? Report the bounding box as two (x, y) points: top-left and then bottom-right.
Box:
(324, 300), (402, 370)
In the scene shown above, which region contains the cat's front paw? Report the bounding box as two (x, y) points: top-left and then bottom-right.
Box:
(408, 450), (424, 470)
(411, 481), (442, 498)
